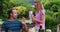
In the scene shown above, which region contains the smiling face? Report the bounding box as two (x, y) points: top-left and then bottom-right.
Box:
(12, 10), (18, 19)
(34, 1), (42, 13)
(9, 9), (18, 19)
(34, 2), (40, 12)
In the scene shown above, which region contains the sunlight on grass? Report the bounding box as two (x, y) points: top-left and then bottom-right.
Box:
(26, 20), (30, 23)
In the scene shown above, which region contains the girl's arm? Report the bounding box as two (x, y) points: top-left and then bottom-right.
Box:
(31, 15), (42, 24)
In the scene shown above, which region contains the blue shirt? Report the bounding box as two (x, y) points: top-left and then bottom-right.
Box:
(1, 20), (23, 32)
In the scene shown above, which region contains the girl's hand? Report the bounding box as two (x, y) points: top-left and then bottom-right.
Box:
(31, 14), (35, 19)
(31, 14), (36, 23)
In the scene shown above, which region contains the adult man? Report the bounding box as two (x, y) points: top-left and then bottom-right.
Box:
(1, 8), (28, 32)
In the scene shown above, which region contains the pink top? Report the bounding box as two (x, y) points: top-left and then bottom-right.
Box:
(35, 9), (45, 30)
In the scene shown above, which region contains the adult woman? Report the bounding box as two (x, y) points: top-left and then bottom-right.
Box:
(31, 0), (45, 32)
